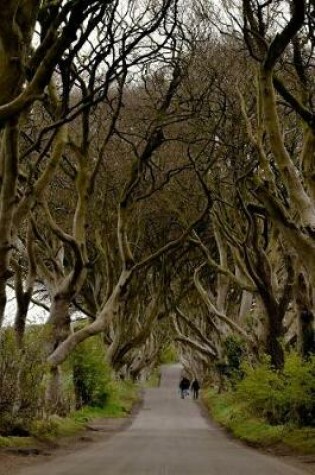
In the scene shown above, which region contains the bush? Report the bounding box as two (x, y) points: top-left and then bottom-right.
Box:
(0, 328), (46, 435)
(70, 335), (112, 409)
(212, 336), (246, 392)
(0, 327), (139, 441)
(235, 356), (285, 424)
(30, 415), (80, 439)
(235, 353), (315, 426)
(282, 353), (315, 425)
(222, 335), (246, 382)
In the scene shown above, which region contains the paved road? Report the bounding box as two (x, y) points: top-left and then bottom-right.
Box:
(19, 364), (308, 475)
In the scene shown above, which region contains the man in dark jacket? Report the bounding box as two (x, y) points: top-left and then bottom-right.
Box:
(191, 379), (200, 399)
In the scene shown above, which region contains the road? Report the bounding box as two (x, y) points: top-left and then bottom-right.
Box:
(19, 364), (308, 475)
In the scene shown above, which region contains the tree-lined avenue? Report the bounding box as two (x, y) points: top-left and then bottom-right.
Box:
(18, 365), (307, 475)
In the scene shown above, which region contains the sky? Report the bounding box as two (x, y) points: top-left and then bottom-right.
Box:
(4, 287), (49, 326)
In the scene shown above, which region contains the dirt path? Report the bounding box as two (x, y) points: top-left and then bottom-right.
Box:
(2, 364), (312, 474)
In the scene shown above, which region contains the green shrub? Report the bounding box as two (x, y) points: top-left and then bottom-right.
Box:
(0, 328), (46, 435)
(203, 388), (315, 454)
(224, 336), (245, 370)
(72, 379), (139, 421)
(30, 417), (60, 439)
(282, 353), (315, 425)
(235, 353), (315, 426)
(30, 415), (80, 440)
(70, 335), (112, 409)
(212, 336), (246, 391)
(235, 356), (285, 424)
(0, 327), (139, 441)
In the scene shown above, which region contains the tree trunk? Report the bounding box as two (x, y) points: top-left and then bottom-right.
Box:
(0, 1), (39, 324)
(45, 366), (63, 415)
(47, 270), (132, 367)
(0, 119), (19, 326)
(0, 277), (7, 327)
(259, 290), (285, 368)
(266, 315), (284, 369)
(47, 294), (72, 352)
(14, 291), (32, 348)
(295, 271), (315, 357)
(238, 290), (253, 323)
(260, 67), (315, 228)
(298, 310), (315, 357)
(45, 294), (71, 412)
(262, 295), (284, 368)
(14, 307), (28, 349)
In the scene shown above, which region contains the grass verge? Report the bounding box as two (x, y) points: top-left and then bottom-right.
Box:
(0, 436), (34, 448)
(202, 389), (315, 455)
(144, 368), (161, 388)
(0, 380), (139, 447)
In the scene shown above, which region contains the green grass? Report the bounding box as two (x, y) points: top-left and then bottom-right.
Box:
(0, 435), (34, 448)
(0, 380), (140, 446)
(144, 368), (161, 388)
(30, 416), (81, 440)
(283, 428), (315, 454)
(202, 389), (315, 454)
(32, 380), (140, 440)
(105, 379), (140, 416)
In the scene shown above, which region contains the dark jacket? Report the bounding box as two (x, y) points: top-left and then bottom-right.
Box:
(179, 377), (190, 390)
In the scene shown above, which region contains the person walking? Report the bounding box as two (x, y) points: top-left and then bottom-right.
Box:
(179, 376), (190, 398)
(191, 378), (200, 400)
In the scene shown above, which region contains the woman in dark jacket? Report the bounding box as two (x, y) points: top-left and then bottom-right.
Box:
(179, 377), (190, 398)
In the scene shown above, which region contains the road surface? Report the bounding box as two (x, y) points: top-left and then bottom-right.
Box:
(19, 364), (308, 475)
